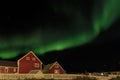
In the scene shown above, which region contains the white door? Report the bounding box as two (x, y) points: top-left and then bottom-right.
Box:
(54, 70), (59, 74)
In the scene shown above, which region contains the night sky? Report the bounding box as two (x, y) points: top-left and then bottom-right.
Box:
(0, 0), (120, 73)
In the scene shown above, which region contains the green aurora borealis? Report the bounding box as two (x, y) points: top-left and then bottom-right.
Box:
(0, 0), (120, 59)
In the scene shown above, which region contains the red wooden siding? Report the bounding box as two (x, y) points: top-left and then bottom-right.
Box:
(0, 67), (5, 73)
(0, 66), (17, 73)
(18, 52), (42, 73)
(8, 67), (17, 73)
(0, 51), (67, 74)
(49, 62), (65, 74)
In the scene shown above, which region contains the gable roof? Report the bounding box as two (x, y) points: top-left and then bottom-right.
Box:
(43, 61), (66, 73)
(18, 51), (43, 64)
(0, 60), (17, 67)
(49, 61), (65, 71)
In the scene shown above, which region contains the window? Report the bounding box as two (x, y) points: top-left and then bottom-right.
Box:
(55, 64), (59, 68)
(13, 68), (16, 72)
(26, 57), (30, 60)
(5, 67), (8, 73)
(34, 63), (39, 68)
(32, 57), (36, 61)
(54, 70), (59, 74)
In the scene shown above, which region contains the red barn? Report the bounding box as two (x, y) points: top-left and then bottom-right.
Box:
(18, 51), (43, 73)
(0, 60), (17, 73)
(43, 61), (66, 74)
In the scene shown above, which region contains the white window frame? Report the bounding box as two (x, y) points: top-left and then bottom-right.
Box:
(26, 57), (30, 60)
(32, 57), (36, 61)
(5, 67), (8, 73)
(34, 63), (39, 68)
(55, 64), (59, 68)
(13, 68), (16, 72)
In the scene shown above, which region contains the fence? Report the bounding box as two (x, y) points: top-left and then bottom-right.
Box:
(0, 73), (118, 80)
(44, 74), (92, 79)
(0, 74), (44, 80)
(44, 74), (117, 80)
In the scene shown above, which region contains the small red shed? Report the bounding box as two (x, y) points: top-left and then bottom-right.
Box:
(43, 61), (66, 74)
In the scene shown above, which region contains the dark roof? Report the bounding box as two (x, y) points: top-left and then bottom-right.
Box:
(0, 60), (17, 67)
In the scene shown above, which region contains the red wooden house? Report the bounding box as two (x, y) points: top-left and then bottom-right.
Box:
(0, 60), (17, 73)
(43, 61), (66, 74)
(17, 51), (43, 74)
(0, 51), (66, 74)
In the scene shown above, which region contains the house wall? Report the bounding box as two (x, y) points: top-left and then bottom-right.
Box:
(0, 66), (17, 73)
(0, 66), (5, 73)
(49, 65), (65, 74)
(18, 53), (42, 73)
(8, 67), (17, 73)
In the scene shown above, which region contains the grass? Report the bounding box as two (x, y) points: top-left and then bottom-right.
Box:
(109, 76), (120, 80)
